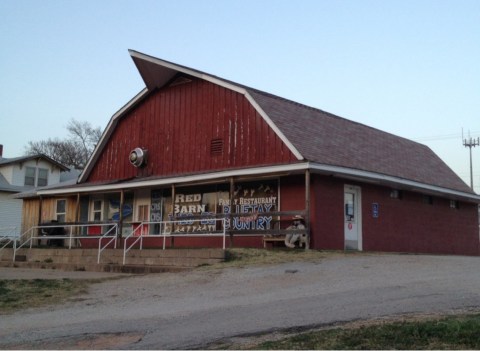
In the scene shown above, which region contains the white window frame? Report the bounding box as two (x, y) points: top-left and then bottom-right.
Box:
(37, 168), (49, 186)
(134, 189), (151, 222)
(24, 166), (36, 186)
(137, 204), (149, 222)
(24, 166), (49, 187)
(90, 198), (104, 222)
(56, 199), (67, 223)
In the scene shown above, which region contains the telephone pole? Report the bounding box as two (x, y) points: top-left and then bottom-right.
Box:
(463, 137), (480, 189)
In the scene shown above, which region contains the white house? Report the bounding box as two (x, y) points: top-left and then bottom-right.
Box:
(0, 145), (69, 237)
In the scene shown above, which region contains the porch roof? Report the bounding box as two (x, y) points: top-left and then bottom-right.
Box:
(18, 162), (480, 203)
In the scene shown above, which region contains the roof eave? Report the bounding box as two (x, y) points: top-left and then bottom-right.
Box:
(40, 162), (480, 203)
(310, 163), (480, 203)
(78, 87), (150, 183)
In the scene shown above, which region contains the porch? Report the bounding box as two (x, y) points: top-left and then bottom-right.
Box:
(0, 213), (307, 272)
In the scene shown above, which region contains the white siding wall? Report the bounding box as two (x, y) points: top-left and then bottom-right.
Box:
(0, 192), (22, 236)
(10, 160), (61, 186)
(0, 165), (14, 184)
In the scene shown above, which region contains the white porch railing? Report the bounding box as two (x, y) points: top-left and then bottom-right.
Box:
(0, 227), (19, 252)
(123, 218), (226, 265)
(13, 223), (118, 264)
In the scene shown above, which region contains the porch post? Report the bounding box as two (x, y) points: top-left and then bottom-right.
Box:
(38, 196), (43, 226)
(171, 184), (175, 248)
(305, 169), (311, 250)
(73, 193), (80, 248)
(37, 195), (43, 245)
(75, 193), (80, 222)
(119, 189), (124, 247)
(229, 177), (234, 248)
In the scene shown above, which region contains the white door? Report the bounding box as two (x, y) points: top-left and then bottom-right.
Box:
(344, 185), (362, 250)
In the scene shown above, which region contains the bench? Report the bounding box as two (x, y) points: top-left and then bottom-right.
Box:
(263, 233), (309, 249)
(262, 235), (286, 248)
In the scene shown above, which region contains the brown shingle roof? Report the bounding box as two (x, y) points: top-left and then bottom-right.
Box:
(248, 89), (474, 194)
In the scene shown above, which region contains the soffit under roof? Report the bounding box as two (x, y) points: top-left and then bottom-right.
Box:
(130, 56), (177, 90)
(129, 50), (209, 90)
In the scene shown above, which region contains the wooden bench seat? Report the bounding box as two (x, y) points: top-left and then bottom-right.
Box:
(262, 235), (286, 248)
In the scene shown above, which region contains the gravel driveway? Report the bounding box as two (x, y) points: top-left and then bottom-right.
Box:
(1, 253), (480, 349)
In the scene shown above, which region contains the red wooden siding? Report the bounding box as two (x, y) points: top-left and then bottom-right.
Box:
(87, 78), (297, 182)
(361, 183), (480, 255)
(309, 174), (480, 255)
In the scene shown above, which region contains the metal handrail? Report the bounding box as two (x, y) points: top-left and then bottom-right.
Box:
(123, 219), (226, 265)
(123, 222), (151, 265)
(0, 227), (18, 252)
(13, 223), (118, 263)
(97, 224), (118, 264)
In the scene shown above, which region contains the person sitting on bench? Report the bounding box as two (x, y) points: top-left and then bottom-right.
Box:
(284, 215), (306, 248)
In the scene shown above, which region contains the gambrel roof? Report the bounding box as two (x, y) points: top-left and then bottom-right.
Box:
(69, 50), (477, 202)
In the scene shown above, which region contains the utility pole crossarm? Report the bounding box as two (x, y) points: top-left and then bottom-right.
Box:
(463, 137), (480, 189)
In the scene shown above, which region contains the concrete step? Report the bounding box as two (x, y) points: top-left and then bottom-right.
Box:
(0, 260), (190, 274)
(0, 247), (225, 273)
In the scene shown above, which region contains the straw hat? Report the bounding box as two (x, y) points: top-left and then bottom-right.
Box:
(293, 215), (304, 221)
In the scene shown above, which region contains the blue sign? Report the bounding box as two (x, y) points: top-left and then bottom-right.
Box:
(372, 203), (379, 218)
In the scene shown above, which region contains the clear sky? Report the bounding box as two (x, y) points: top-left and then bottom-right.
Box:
(1, 0), (479, 192)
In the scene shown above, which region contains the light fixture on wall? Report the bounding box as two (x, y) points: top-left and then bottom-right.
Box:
(129, 148), (148, 168)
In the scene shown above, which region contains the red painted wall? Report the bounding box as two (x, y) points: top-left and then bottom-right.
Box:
(310, 175), (345, 250)
(361, 184), (480, 255)
(87, 77), (297, 183)
(309, 175), (479, 255)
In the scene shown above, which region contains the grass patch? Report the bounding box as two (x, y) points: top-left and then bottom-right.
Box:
(0, 279), (94, 314)
(252, 314), (480, 350)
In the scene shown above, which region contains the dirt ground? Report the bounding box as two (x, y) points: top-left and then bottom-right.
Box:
(2, 252), (480, 349)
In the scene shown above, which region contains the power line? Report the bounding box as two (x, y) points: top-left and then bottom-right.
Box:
(413, 130), (480, 142)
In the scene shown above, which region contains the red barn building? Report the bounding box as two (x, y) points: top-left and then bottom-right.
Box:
(21, 50), (480, 255)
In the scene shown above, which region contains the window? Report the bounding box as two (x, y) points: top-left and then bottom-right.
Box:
(24, 167), (49, 186)
(137, 205), (149, 222)
(422, 195), (433, 205)
(25, 167), (35, 186)
(56, 199), (66, 223)
(37, 168), (48, 186)
(450, 200), (459, 209)
(92, 200), (103, 221)
(390, 189), (403, 199)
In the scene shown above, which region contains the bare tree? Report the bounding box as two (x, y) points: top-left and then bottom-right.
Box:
(25, 119), (102, 169)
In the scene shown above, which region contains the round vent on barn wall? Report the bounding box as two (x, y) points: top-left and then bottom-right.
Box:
(129, 148), (148, 168)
